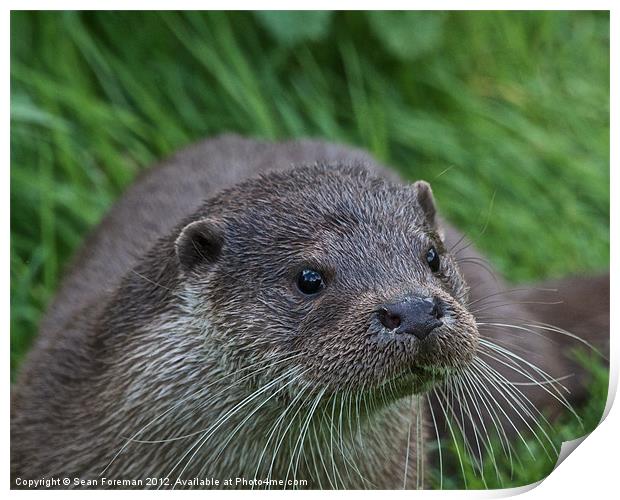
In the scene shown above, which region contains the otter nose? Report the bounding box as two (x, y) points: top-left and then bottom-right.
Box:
(377, 296), (444, 340)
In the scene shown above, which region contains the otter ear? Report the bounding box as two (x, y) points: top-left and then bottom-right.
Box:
(413, 180), (437, 228)
(175, 219), (224, 272)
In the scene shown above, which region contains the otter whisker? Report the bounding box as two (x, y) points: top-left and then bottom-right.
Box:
(102, 353), (301, 475)
(470, 362), (556, 460)
(338, 389), (348, 463)
(461, 368), (517, 472)
(473, 362), (559, 464)
(355, 391), (366, 452)
(466, 287), (557, 309)
(335, 388), (375, 488)
(130, 268), (174, 292)
(498, 376), (574, 386)
(303, 402), (326, 490)
(524, 321), (606, 360)
(403, 396), (414, 489)
(287, 393), (319, 490)
(480, 320), (605, 360)
(286, 387), (326, 489)
(208, 369), (311, 473)
(309, 409), (331, 489)
(123, 353), (304, 445)
(476, 319), (560, 361)
(252, 381), (309, 489)
(318, 414), (341, 489)
(310, 400), (357, 490)
(266, 382), (317, 488)
(433, 386), (468, 488)
(473, 355), (561, 435)
(459, 371), (503, 484)
(167, 366), (303, 488)
(336, 406), (368, 489)
(448, 233), (471, 256)
(466, 364), (536, 459)
(479, 346), (575, 390)
(416, 395), (424, 490)
(325, 393), (365, 489)
(470, 300), (564, 316)
(477, 345), (567, 398)
(478, 335), (569, 389)
(476, 324), (549, 361)
(426, 392), (443, 489)
(478, 339), (580, 422)
(331, 392), (353, 489)
(455, 257), (498, 284)
(445, 377), (487, 481)
(324, 394), (339, 489)
(452, 376), (488, 485)
(298, 394), (334, 490)
(174, 371), (299, 487)
(346, 389), (357, 453)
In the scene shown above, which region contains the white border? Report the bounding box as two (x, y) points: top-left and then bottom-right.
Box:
(4, 5), (616, 499)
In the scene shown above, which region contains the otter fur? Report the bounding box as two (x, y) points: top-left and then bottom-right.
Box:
(10, 135), (608, 489)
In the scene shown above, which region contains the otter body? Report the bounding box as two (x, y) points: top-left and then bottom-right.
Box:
(11, 135), (608, 489)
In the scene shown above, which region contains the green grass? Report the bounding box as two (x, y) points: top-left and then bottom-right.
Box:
(431, 350), (609, 489)
(10, 11), (609, 488)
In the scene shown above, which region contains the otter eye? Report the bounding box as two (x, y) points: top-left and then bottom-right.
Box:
(297, 269), (324, 295)
(426, 246), (440, 273)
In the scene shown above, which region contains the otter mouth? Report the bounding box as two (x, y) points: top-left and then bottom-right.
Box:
(366, 320), (476, 400)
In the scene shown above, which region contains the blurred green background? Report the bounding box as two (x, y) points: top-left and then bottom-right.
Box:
(10, 11), (609, 489)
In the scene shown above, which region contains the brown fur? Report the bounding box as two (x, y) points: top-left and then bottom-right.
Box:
(10, 135), (608, 489)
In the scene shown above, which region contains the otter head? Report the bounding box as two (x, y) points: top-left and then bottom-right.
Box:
(174, 165), (478, 405)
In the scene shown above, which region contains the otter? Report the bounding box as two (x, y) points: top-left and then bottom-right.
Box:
(10, 135), (608, 489)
